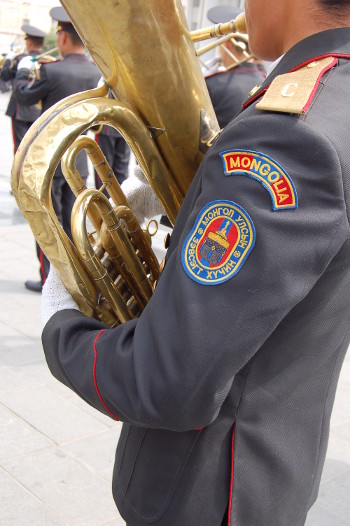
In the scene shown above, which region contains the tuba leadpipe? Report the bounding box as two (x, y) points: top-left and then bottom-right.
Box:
(190, 12), (247, 42)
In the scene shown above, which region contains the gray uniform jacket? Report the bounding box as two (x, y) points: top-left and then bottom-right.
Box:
(205, 62), (266, 128)
(42, 28), (350, 526)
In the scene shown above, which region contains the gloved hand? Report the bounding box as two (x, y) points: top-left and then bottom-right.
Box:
(97, 76), (106, 88)
(6, 50), (17, 61)
(41, 265), (79, 328)
(17, 55), (35, 72)
(120, 165), (165, 225)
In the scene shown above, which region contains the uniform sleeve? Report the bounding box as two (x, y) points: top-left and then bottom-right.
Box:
(0, 59), (16, 81)
(14, 65), (49, 106)
(42, 111), (350, 432)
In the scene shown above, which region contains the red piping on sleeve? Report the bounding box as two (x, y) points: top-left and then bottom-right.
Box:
(227, 425), (235, 525)
(93, 329), (119, 421)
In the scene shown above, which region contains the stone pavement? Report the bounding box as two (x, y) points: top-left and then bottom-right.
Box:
(0, 89), (349, 525)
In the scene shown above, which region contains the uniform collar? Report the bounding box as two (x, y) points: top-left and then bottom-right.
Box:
(205, 61), (264, 79)
(243, 27), (350, 109)
(63, 53), (88, 61)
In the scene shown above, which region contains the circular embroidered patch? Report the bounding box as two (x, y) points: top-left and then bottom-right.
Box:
(181, 200), (255, 285)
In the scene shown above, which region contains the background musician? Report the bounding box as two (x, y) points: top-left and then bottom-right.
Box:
(0, 25), (46, 154)
(13, 6), (100, 293)
(205, 4), (266, 127)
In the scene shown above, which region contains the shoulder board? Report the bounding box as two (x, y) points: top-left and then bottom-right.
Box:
(256, 56), (336, 114)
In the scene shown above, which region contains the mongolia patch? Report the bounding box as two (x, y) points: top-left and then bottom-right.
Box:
(220, 149), (298, 210)
(181, 200), (255, 285)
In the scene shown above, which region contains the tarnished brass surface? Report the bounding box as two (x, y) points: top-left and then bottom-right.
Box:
(11, 2), (249, 326)
(61, 0), (220, 197)
(62, 136), (160, 324)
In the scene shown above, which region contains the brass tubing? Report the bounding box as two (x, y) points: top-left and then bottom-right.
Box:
(113, 206), (160, 281)
(11, 88), (175, 325)
(12, 84), (108, 195)
(63, 135), (160, 289)
(79, 136), (129, 208)
(72, 189), (153, 316)
(196, 33), (237, 57)
(34, 46), (59, 62)
(190, 13), (247, 43)
(60, 0), (220, 199)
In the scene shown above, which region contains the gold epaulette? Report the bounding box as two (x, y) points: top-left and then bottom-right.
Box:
(256, 56), (336, 114)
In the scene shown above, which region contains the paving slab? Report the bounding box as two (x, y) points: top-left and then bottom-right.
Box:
(1, 468), (67, 526)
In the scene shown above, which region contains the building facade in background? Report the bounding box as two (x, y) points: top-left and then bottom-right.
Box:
(183, 0), (244, 31)
(0, 0), (57, 53)
(0, 0), (244, 58)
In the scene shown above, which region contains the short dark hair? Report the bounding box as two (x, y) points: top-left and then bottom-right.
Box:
(27, 36), (44, 48)
(320, 0), (350, 5)
(66, 30), (84, 47)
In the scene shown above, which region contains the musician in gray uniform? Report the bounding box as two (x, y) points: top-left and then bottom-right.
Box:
(40, 0), (350, 524)
(205, 6), (266, 128)
(0, 25), (46, 153)
(14, 7), (100, 293)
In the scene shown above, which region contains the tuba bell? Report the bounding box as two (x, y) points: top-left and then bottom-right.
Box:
(11, 0), (246, 326)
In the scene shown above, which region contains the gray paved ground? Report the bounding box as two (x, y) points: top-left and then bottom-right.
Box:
(0, 89), (349, 525)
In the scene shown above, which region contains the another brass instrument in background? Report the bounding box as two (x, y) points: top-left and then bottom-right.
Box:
(193, 16), (252, 73)
(11, 0), (246, 326)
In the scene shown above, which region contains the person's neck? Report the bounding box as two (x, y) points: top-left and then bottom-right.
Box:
(61, 48), (85, 58)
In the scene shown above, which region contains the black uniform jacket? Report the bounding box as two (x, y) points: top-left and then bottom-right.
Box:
(205, 62), (266, 128)
(14, 53), (100, 177)
(1, 50), (42, 121)
(42, 29), (350, 526)
(14, 53), (100, 114)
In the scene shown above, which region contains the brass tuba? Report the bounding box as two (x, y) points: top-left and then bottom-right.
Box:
(11, 0), (246, 326)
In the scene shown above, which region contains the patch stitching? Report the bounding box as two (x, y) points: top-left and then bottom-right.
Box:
(181, 200), (255, 285)
(220, 149), (298, 211)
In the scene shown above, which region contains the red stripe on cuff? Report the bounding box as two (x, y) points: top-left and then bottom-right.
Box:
(93, 329), (119, 421)
(227, 425), (235, 525)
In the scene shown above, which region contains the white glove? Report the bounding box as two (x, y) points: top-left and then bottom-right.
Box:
(17, 55), (35, 72)
(97, 76), (106, 88)
(6, 51), (16, 61)
(121, 165), (165, 224)
(41, 265), (79, 328)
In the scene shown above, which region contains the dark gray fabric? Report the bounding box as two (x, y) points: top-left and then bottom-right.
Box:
(95, 131), (130, 185)
(14, 53), (100, 113)
(42, 28), (350, 526)
(205, 62), (266, 127)
(2, 50), (42, 121)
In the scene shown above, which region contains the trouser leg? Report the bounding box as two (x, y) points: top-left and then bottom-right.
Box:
(98, 133), (131, 186)
(36, 242), (50, 284)
(12, 119), (31, 153)
(112, 136), (131, 185)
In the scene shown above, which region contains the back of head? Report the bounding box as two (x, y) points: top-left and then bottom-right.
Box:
(21, 24), (46, 51)
(206, 4), (251, 65)
(207, 5), (243, 24)
(50, 5), (84, 53)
